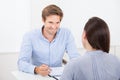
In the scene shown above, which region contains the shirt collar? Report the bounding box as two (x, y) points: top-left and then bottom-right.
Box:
(85, 50), (105, 55)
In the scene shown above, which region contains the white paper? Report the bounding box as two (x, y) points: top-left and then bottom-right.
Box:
(50, 67), (64, 77)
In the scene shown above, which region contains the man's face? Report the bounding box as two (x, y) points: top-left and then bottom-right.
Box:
(43, 15), (61, 35)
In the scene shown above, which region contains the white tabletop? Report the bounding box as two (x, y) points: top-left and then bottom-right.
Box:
(12, 71), (55, 80)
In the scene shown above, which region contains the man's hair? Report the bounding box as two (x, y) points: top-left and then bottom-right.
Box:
(84, 17), (110, 53)
(42, 4), (63, 21)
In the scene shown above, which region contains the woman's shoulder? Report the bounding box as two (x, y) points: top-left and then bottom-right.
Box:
(67, 56), (88, 66)
(107, 53), (120, 63)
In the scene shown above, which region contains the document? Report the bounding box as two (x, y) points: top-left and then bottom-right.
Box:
(50, 67), (64, 77)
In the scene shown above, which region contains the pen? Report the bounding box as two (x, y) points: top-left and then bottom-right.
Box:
(48, 74), (59, 80)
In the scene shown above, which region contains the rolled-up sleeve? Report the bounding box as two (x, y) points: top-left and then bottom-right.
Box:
(17, 33), (36, 74)
(65, 31), (80, 59)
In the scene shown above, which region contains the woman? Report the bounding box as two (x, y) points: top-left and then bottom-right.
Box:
(60, 17), (120, 80)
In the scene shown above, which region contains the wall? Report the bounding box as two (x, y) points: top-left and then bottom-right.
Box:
(0, 53), (18, 80)
(0, 0), (31, 52)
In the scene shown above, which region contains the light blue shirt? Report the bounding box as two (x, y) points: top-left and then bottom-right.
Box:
(60, 50), (120, 80)
(17, 27), (80, 74)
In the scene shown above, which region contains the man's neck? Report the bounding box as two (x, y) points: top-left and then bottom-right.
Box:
(45, 34), (55, 42)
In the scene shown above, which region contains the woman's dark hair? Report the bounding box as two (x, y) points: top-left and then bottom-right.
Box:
(84, 17), (110, 53)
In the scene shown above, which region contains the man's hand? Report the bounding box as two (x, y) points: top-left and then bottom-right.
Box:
(34, 64), (51, 76)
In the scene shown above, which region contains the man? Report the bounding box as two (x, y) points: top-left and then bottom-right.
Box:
(18, 4), (80, 76)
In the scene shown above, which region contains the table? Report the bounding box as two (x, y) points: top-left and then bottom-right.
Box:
(12, 70), (56, 80)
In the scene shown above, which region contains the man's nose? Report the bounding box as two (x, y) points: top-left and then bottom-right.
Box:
(51, 24), (57, 29)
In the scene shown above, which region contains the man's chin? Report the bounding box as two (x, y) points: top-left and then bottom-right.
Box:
(49, 31), (57, 34)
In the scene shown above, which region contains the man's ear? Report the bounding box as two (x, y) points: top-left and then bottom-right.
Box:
(42, 18), (44, 22)
(82, 31), (87, 39)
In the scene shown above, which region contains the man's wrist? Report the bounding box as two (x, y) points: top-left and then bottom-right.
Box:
(34, 67), (37, 74)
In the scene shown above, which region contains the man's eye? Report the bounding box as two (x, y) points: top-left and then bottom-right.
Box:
(57, 22), (60, 24)
(49, 22), (53, 24)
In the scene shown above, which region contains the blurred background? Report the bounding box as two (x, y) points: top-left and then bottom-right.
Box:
(0, 0), (120, 80)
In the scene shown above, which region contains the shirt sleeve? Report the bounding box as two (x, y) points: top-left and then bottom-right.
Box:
(65, 30), (80, 59)
(17, 33), (36, 74)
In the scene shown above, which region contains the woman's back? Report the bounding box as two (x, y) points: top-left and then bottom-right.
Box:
(61, 50), (120, 80)
(75, 50), (120, 80)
